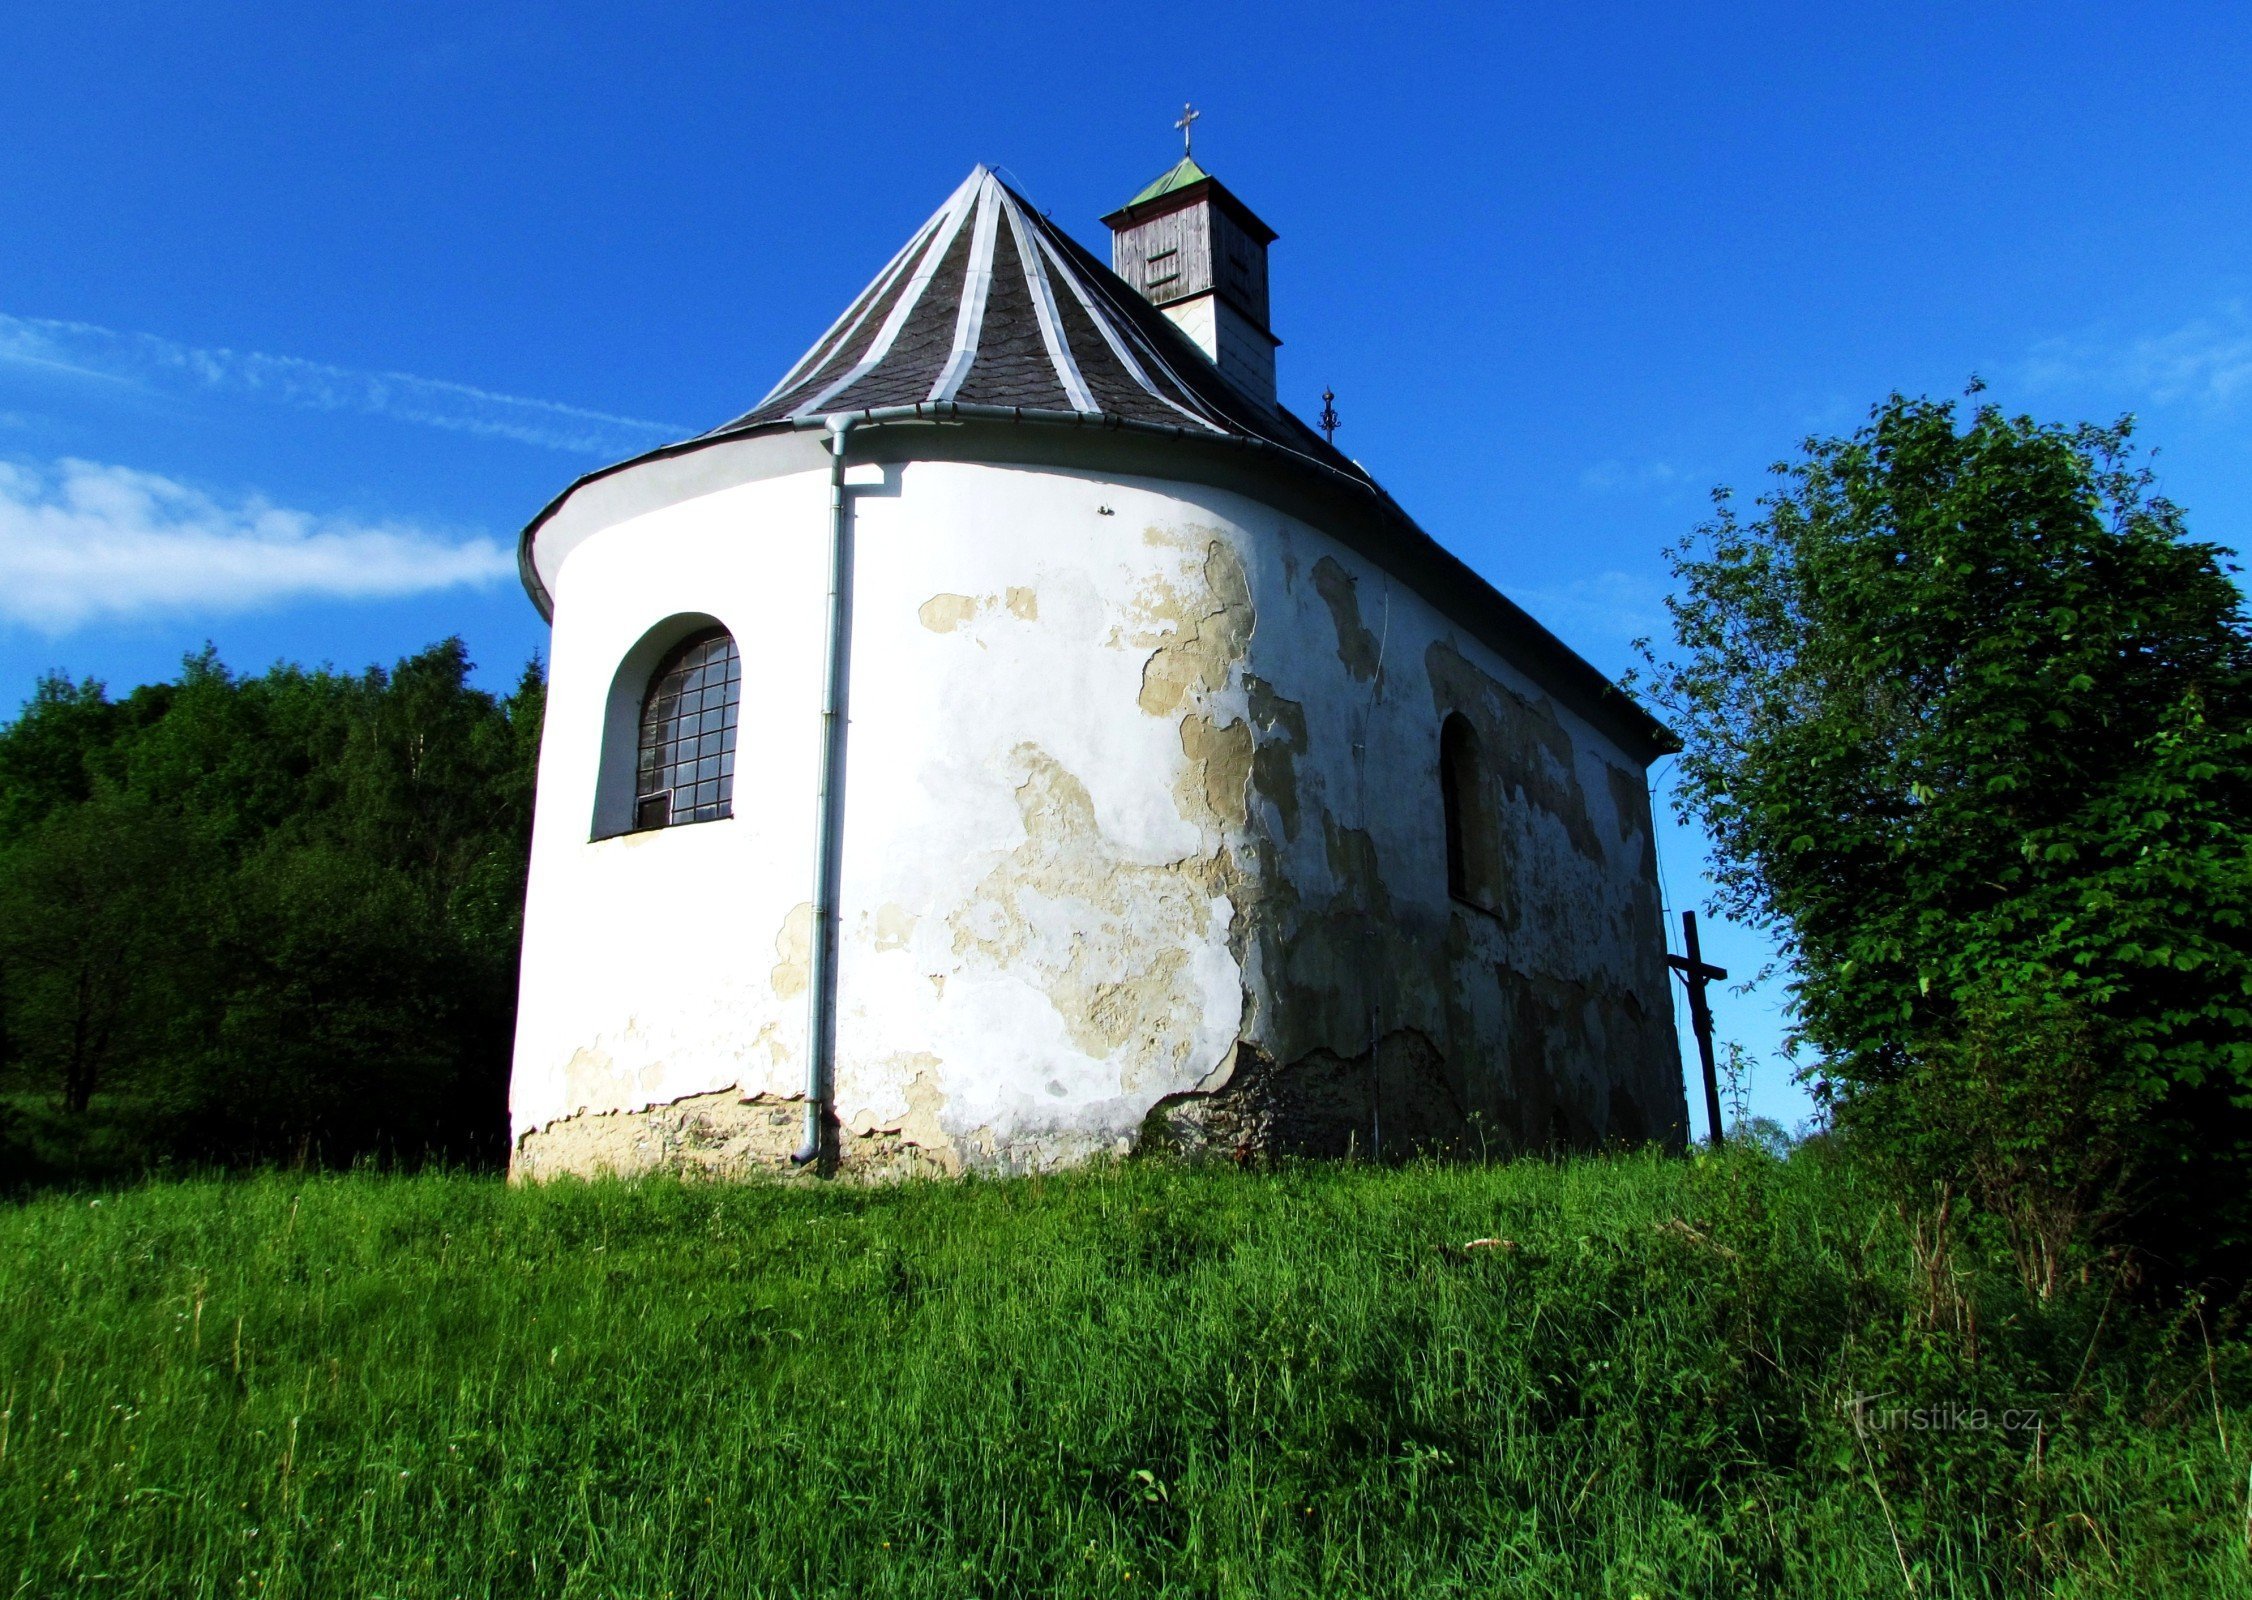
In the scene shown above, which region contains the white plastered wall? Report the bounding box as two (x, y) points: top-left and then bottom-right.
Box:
(511, 456), (1257, 1166)
(509, 447), (1682, 1171)
(1221, 501), (1684, 1145)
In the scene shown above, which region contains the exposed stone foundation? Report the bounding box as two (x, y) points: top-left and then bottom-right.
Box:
(510, 1089), (805, 1183)
(510, 1089), (967, 1185)
(1139, 1033), (1479, 1162)
(1140, 1030), (1668, 1165)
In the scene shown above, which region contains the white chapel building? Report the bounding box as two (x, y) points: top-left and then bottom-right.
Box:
(507, 156), (1687, 1179)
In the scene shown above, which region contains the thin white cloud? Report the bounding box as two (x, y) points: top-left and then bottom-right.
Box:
(0, 311), (686, 455)
(2019, 304), (2252, 410)
(0, 457), (515, 633)
(1514, 569), (1667, 646)
(1580, 457), (1686, 496)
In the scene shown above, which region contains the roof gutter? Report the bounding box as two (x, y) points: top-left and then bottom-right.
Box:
(518, 401), (1675, 763)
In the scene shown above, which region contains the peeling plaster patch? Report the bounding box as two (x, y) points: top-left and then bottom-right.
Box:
(748, 1019), (787, 1073)
(1493, 965), (1621, 1149)
(1604, 763), (1644, 842)
(561, 1045), (617, 1116)
(951, 744), (1238, 1091)
(1134, 537), (1253, 716)
(924, 588), (1040, 636)
(1177, 714), (1253, 830)
(873, 902), (919, 952)
(1312, 556), (1382, 682)
(919, 593), (982, 632)
(1425, 640), (1603, 862)
(842, 1053), (944, 1134)
(1245, 674), (1308, 841)
(770, 901), (812, 999)
(841, 1058), (961, 1177)
(1321, 817), (1391, 917)
(1248, 807), (1424, 1067)
(1604, 762), (1654, 868)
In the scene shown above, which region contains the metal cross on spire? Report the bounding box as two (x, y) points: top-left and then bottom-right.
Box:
(1175, 102), (1200, 157)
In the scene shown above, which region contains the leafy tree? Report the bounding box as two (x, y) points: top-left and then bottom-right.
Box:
(1644, 392), (2252, 1277)
(0, 676), (117, 837)
(0, 794), (205, 1112)
(0, 639), (543, 1183)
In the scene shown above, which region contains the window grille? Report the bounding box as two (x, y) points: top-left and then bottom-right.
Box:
(634, 629), (740, 831)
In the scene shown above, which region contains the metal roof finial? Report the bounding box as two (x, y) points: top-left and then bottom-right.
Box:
(1175, 102), (1200, 158)
(1320, 387), (1339, 444)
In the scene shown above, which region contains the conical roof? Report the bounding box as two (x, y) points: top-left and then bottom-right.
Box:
(517, 164), (1675, 762)
(706, 166), (1349, 475)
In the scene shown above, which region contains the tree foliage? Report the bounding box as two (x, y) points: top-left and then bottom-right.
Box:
(0, 640), (542, 1182)
(1645, 393), (2252, 1272)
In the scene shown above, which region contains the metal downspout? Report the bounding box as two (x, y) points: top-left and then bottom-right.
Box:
(793, 414), (856, 1165)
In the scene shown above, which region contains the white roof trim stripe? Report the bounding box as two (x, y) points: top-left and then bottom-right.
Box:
(1066, 244), (1244, 430)
(1031, 226), (1225, 434)
(927, 177), (1002, 405)
(752, 208), (941, 414)
(1001, 189), (1097, 414)
(790, 168), (983, 420)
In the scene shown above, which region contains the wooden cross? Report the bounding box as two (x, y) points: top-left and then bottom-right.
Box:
(1666, 910), (1729, 1148)
(1176, 102), (1200, 157)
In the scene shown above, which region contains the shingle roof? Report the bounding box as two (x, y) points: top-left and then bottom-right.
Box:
(705, 166), (1363, 485)
(518, 165), (1677, 762)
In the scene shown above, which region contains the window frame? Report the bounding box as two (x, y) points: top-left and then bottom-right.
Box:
(589, 612), (739, 842)
(630, 627), (741, 832)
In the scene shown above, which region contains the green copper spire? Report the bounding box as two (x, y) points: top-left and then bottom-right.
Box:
(1125, 155), (1213, 209)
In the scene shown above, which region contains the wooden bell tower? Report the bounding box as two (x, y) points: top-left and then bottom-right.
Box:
(1103, 133), (1281, 406)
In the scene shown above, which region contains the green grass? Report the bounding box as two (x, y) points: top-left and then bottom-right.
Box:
(1, 1150), (2245, 1598)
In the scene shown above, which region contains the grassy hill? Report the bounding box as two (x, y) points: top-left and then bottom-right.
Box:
(1, 1150), (2244, 1597)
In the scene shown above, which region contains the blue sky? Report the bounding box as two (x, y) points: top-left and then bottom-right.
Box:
(5, 2), (2249, 1134)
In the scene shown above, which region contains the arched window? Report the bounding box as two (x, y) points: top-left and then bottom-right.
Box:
(1440, 712), (1497, 909)
(633, 628), (741, 831)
